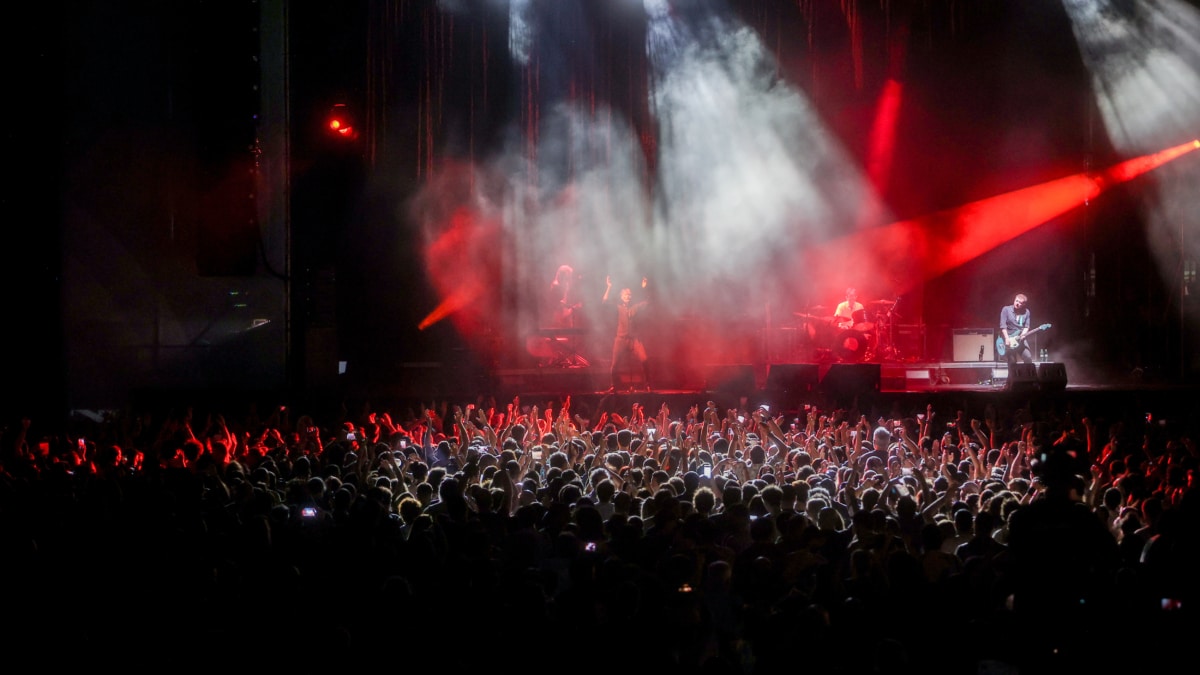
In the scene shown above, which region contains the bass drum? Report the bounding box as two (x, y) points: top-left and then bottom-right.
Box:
(806, 318), (836, 345)
(834, 329), (872, 362)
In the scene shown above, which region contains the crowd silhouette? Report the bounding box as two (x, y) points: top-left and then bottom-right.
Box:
(1, 389), (1196, 673)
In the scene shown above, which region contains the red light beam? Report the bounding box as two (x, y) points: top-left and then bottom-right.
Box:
(806, 139), (1200, 295)
(866, 78), (903, 194)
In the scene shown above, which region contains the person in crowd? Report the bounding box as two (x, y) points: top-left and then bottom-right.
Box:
(1, 388), (1194, 673)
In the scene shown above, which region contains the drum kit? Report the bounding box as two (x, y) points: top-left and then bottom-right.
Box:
(793, 299), (901, 363)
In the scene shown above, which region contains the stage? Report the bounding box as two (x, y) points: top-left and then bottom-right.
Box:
(495, 360), (1059, 395)
(477, 359), (1199, 423)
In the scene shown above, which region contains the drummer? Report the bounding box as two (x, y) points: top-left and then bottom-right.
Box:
(833, 287), (866, 331)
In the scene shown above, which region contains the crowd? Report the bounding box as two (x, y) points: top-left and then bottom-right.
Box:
(1, 390), (1196, 673)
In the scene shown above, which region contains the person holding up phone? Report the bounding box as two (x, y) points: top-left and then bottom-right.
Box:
(293, 415), (323, 456)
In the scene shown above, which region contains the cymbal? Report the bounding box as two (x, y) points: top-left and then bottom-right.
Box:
(793, 312), (821, 319)
(869, 299), (893, 306)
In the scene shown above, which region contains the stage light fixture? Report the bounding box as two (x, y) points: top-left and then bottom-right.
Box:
(325, 103), (357, 140)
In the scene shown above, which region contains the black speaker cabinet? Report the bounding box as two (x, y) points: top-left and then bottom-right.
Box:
(706, 364), (756, 395)
(1037, 362), (1068, 392)
(766, 364), (819, 406)
(820, 364), (881, 398)
(766, 364), (819, 392)
(1004, 363), (1039, 393)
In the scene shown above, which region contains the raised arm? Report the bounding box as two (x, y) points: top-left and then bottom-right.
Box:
(971, 418), (990, 453)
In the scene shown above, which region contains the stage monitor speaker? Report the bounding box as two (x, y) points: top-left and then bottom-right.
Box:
(766, 364), (819, 404)
(706, 364), (756, 395)
(820, 364), (880, 399)
(952, 328), (995, 362)
(1037, 362), (1068, 392)
(1004, 363), (1039, 393)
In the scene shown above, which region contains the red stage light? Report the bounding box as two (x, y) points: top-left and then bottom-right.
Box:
(325, 103), (357, 140)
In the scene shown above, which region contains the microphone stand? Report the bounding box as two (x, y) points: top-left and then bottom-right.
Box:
(879, 297), (902, 360)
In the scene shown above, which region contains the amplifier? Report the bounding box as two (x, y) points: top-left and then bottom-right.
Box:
(952, 328), (995, 362)
(894, 324), (926, 360)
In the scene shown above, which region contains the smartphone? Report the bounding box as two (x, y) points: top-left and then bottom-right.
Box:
(78, 438), (86, 450)
(532, 449), (543, 460)
(399, 438), (408, 449)
(585, 542), (597, 552)
(737, 415), (745, 424)
(346, 432), (356, 441)
(702, 464), (712, 478)
(301, 507), (317, 518)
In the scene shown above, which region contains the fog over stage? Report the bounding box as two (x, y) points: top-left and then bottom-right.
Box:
(348, 0), (1200, 404)
(41, 0), (1200, 415)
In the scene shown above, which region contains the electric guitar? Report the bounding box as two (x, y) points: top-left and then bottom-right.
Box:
(996, 323), (1051, 358)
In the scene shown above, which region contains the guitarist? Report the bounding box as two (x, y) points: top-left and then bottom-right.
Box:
(548, 264), (583, 329)
(999, 293), (1034, 365)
